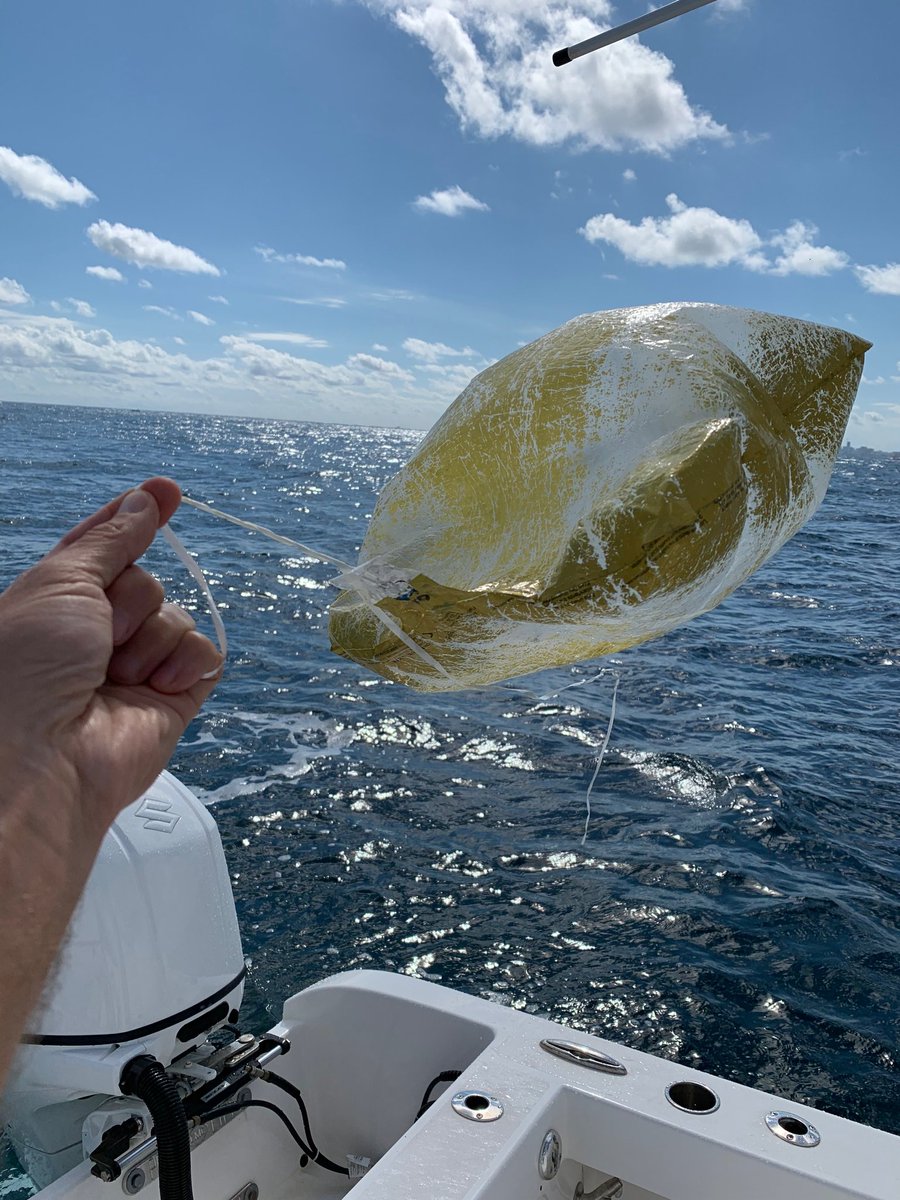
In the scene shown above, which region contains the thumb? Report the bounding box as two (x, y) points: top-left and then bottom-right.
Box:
(58, 488), (163, 590)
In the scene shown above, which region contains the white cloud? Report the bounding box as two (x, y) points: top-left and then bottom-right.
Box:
(862, 375), (885, 385)
(255, 245), (346, 270)
(367, 288), (417, 302)
(550, 168), (573, 200)
(413, 185), (489, 217)
(88, 220), (220, 275)
(856, 263), (900, 296)
(0, 311), (462, 428)
(208, 294), (229, 305)
(218, 335), (357, 387)
(0, 312), (199, 380)
(52, 298), (97, 317)
(623, 168), (637, 182)
(580, 195), (848, 275)
(173, 336), (186, 346)
(68, 298), (96, 318)
(374, 0), (728, 153)
(372, 342), (389, 351)
(769, 221), (849, 276)
(0, 146), (96, 208)
(419, 360), (485, 396)
(143, 304), (181, 320)
(0, 278), (31, 306)
(242, 331), (329, 348)
(86, 265), (124, 282)
(848, 403), (900, 452)
(347, 352), (414, 380)
(403, 337), (479, 362)
(188, 310), (215, 326)
(280, 296), (347, 309)
(138, 279), (153, 290)
(580, 193), (766, 269)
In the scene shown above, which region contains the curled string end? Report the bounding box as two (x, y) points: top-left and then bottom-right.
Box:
(161, 522), (229, 669)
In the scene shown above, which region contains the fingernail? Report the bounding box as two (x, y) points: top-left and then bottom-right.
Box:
(119, 488), (152, 515)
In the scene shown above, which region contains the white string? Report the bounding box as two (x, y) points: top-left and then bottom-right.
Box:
(348, 600), (454, 683)
(580, 673), (620, 845)
(161, 523), (228, 680)
(177, 495), (455, 686)
(180, 496), (354, 572)
(520, 669), (609, 710)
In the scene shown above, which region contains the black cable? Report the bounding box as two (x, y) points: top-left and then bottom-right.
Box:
(260, 1071), (349, 1175)
(201, 1064), (463, 1182)
(257, 1071), (318, 1157)
(201, 1095), (349, 1177)
(196, 1100), (311, 1168)
(416, 1070), (462, 1120)
(121, 1056), (194, 1200)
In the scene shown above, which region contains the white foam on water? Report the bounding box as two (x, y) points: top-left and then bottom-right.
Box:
(191, 710), (355, 806)
(619, 748), (720, 808)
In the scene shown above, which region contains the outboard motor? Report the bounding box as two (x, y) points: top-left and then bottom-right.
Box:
(2, 772), (249, 1188)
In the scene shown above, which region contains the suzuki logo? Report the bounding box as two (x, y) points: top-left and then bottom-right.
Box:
(134, 796), (181, 834)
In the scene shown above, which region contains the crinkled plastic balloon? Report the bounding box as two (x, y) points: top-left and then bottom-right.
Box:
(329, 303), (870, 691)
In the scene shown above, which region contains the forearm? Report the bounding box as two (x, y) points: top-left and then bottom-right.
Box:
(0, 758), (108, 1089)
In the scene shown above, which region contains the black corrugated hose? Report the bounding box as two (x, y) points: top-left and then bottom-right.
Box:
(121, 1055), (194, 1200)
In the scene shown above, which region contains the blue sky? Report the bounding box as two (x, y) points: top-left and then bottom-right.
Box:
(2, 0), (899, 448)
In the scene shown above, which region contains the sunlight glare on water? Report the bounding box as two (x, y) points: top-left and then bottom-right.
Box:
(1, 403), (899, 1187)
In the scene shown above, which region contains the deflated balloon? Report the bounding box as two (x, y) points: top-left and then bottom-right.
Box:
(329, 303), (870, 691)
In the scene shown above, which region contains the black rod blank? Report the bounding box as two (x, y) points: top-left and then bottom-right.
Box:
(553, 0), (719, 66)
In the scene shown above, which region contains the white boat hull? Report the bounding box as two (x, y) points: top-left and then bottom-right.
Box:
(33, 969), (899, 1200)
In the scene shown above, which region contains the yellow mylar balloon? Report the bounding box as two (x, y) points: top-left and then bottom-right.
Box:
(329, 303), (870, 691)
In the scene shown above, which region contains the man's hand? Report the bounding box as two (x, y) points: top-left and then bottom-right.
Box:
(0, 477), (223, 1088)
(0, 476), (222, 838)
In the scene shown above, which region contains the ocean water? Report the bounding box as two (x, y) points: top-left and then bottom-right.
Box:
(1, 399), (898, 1182)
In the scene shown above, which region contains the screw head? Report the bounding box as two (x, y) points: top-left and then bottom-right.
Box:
(124, 1167), (146, 1194)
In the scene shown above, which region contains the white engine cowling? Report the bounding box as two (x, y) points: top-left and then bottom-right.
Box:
(2, 771), (244, 1186)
